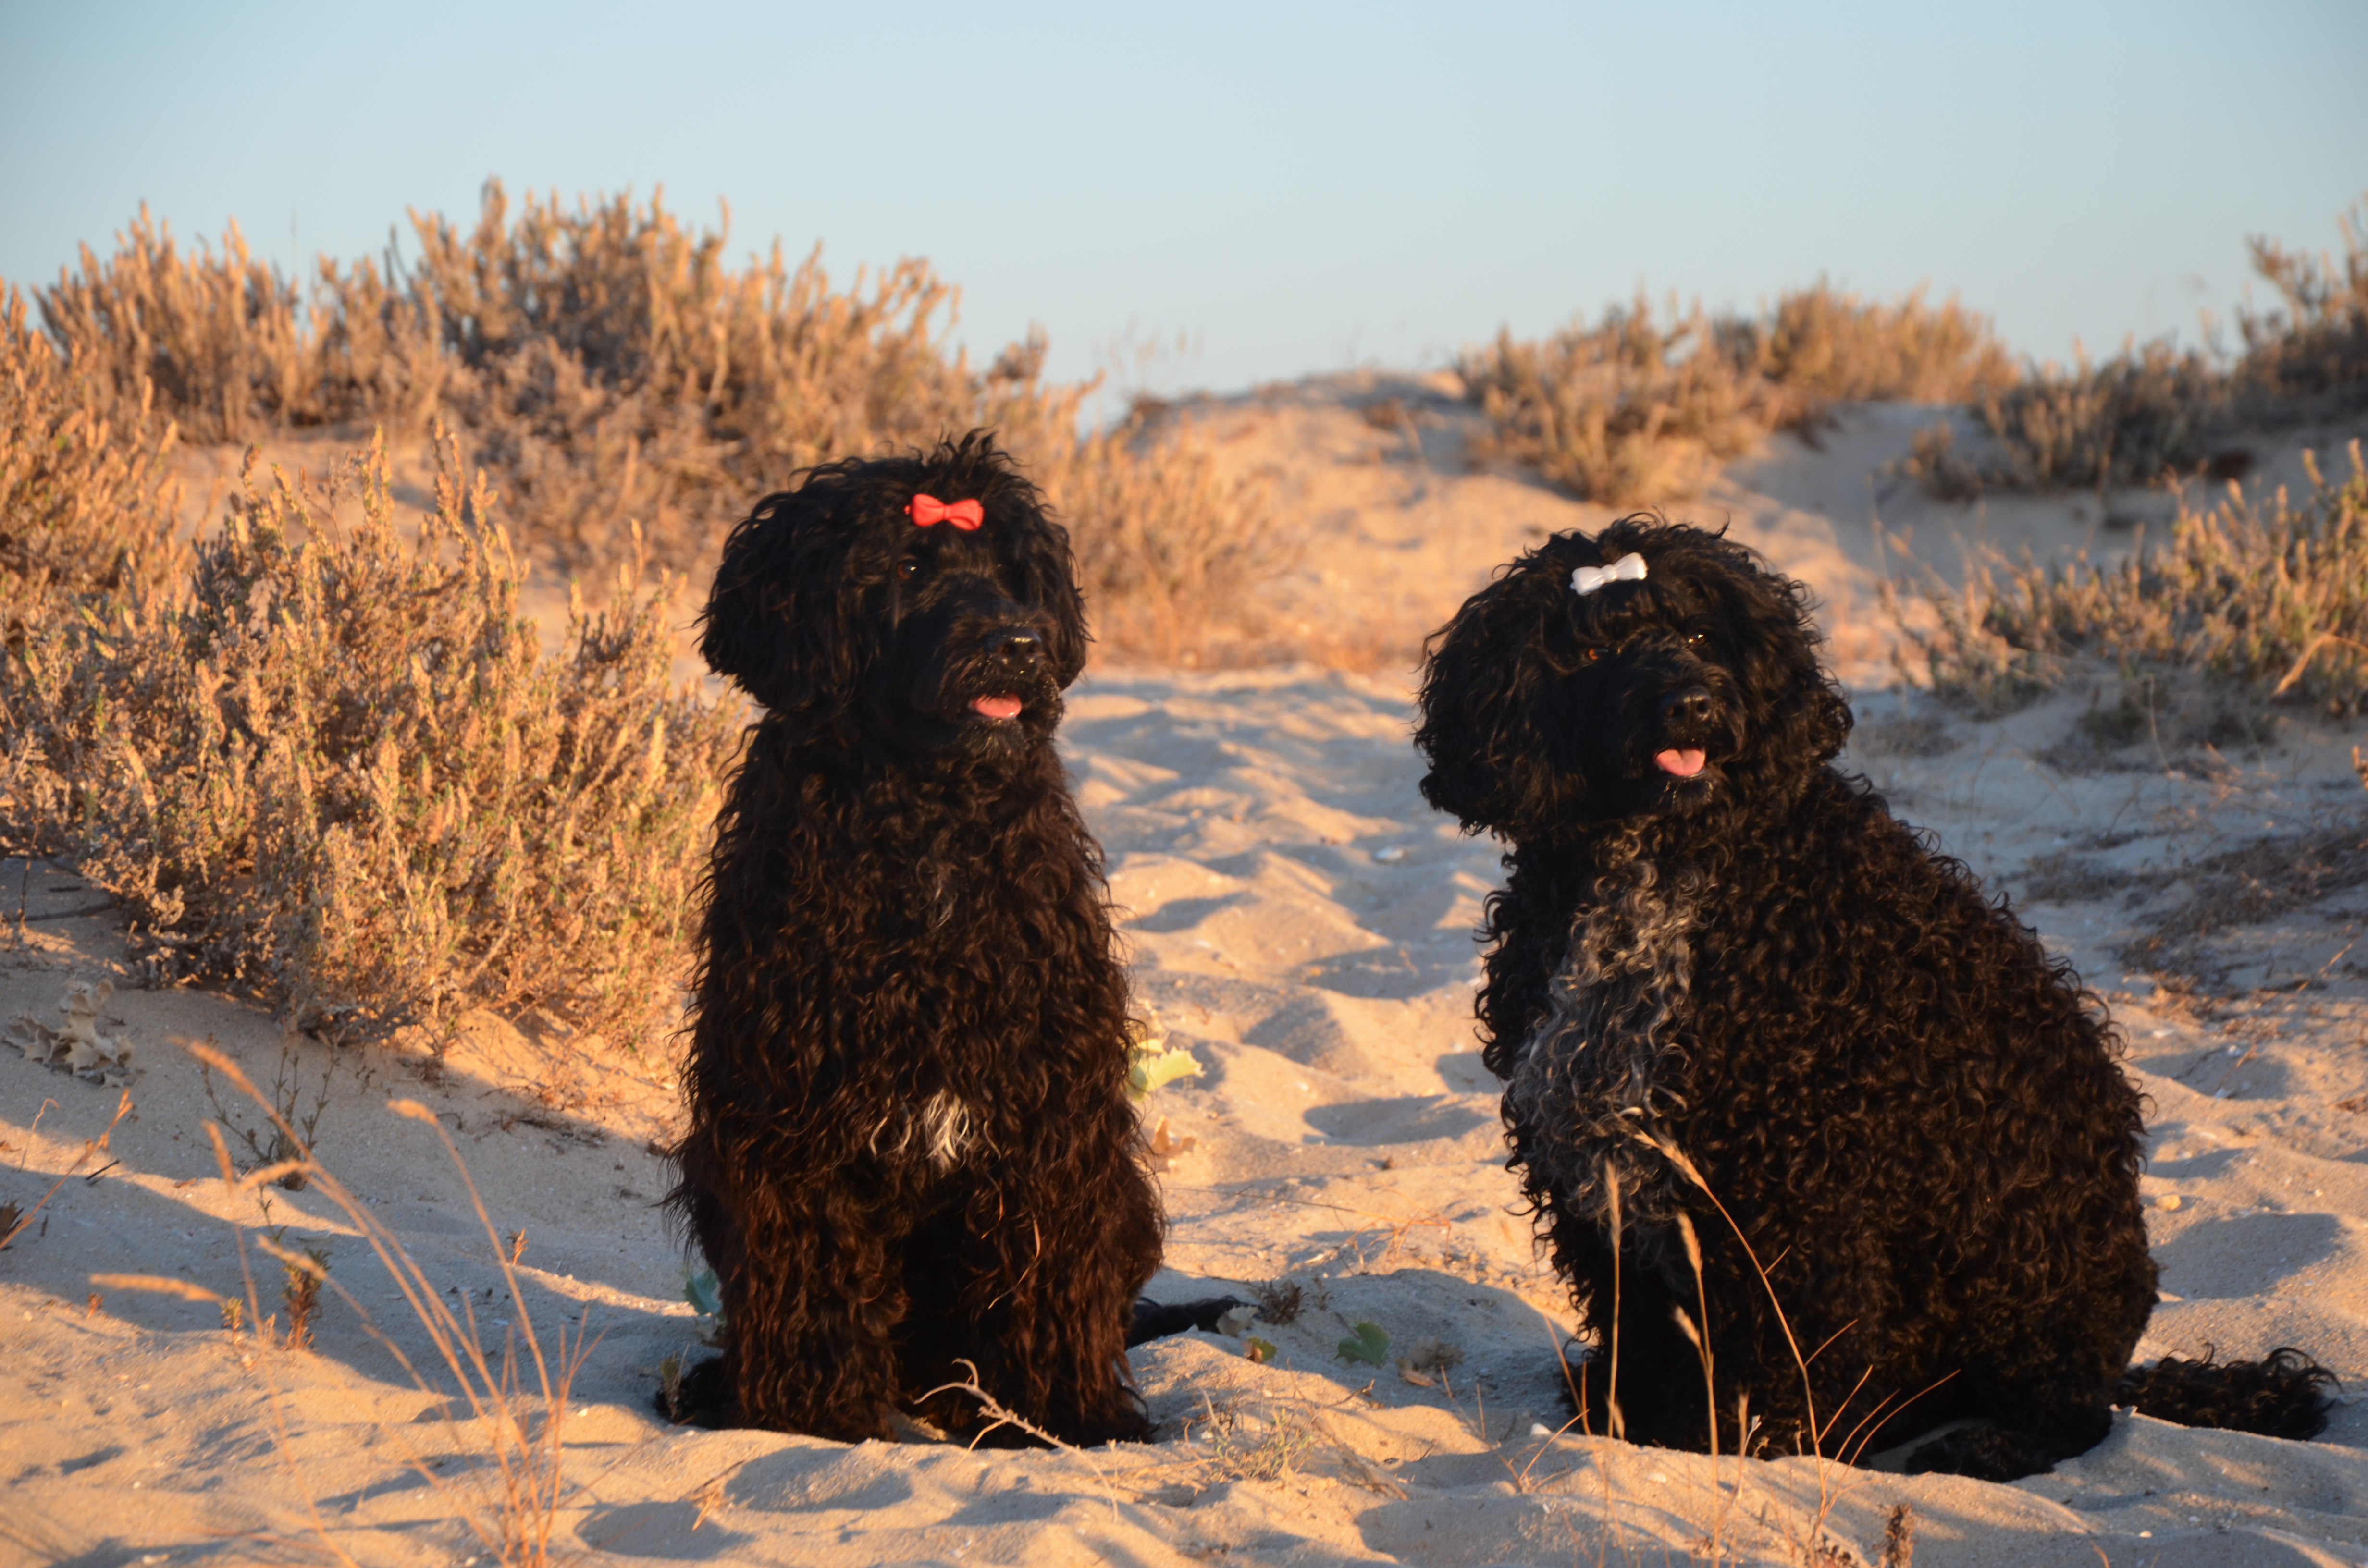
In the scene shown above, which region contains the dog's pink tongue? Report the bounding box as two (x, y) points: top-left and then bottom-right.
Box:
(972, 694), (1023, 721)
(1655, 748), (1706, 778)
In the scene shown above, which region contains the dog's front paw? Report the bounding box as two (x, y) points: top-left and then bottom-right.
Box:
(1127, 1295), (1252, 1347)
(656, 1353), (735, 1428)
(1075, 1397), (1158, 1447)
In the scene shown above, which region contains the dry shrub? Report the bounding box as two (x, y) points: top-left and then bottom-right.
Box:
(1914, 195), (2368, 497)
(1463, 297), (1777, 504)
(1021, 399), (1286, 662)
(1720, 281), (2017, 406)
(390, 182), (981, 571)
(39, 183), (1273, 660)
(0, 284), (185, 617)
(1464, 283), (2010, 506)
(38, 208), (331, 444)
(0, 430), (739, 1049)
(1894, 439), (2368, 715)
(2240, 195), (2368, 413)
(1198, 1399), (1321, 1483)
(3, 285), (191, 847)
(1911, 341), (2227, 496)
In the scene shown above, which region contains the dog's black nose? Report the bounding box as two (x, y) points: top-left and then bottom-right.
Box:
(1661, 687), (1714, 727)
(984, 627), (1042, 662)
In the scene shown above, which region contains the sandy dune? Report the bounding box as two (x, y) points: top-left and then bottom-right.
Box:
(4, 394), (2366, 1566)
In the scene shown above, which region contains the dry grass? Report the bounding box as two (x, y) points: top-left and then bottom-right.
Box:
(1415, 1139), (1920, 1566)
(1893, 439), (2368, 715)
(2242, 196), (2368, 411)
(0, 430), (739, 1050)
(0, 285), (186, 627)
(39, 207), (334, 444)
(100, 1042), (595, 1566)
(1197, 1398), (1322, 1483)
(6, 186), (1276, 1090)
(1724, 282), (2018, 406)
(0, 1089), (131, 1250)
(37, 183), (1275, 660)
(1913, 195), (2368, 497)
(1462, 283), (2013, 506)
(2117, 817), (2368, 993)
(1910, 340), (2228, 495)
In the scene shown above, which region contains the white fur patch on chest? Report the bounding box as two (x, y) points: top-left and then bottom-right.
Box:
(870, 1089), (978, 1173)
(917, 1090), (974, 1171)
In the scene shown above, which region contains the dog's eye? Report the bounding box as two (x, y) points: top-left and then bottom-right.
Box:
(896, 558), (923, 583)
(1684, 632), (1707, 650)
(1578, 646), (1608, 665)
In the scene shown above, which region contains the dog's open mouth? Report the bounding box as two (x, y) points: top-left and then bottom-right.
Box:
(971, 694), (1023, 721)
(1654, 748), (1707, 778)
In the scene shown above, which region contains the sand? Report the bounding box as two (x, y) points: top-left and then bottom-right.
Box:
(3, 392), (2366, 1566)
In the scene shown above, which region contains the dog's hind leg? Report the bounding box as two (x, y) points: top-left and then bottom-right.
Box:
(726, 1200), (913, 1442)
(1901, 1354), (2119, 1482)
(1901, 1405), (2113, 1482)
(916, 1161), (1165, 1447)
(1905, 1249), (2156, 1480)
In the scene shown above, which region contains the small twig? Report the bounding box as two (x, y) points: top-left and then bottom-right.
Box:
(21, 900), (123, 923)
(1802, 1317), (1862, 1370)
(920, 1359), (1122, 1524)
(2285, 929), (2361, 992)
(2271, 633), (2368, 696)
(1840, 1371), (1959, 1469)
(1308, 1410), (1408, 1498)
(9, 855), (30, 944)
(0, 1090), (132, 1249)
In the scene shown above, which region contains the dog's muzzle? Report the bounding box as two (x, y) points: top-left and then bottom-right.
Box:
(1653, 686), (1716, 778)
(968, 627), (1045, 722)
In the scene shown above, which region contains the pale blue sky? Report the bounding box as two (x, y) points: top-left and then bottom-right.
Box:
(4, 1), (2361, 403)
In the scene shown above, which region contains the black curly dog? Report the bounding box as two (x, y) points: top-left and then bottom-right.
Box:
(1415, 516), (2334, 1481)
(667, 433), (1232, 1444)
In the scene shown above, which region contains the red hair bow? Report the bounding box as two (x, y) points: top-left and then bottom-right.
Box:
(906, 493), (984, 530)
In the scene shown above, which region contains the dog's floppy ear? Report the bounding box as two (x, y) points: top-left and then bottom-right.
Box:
(699, 483), (870, 717)
(1416, 551), (1575, 833)
(1707, 551), (1854, 772)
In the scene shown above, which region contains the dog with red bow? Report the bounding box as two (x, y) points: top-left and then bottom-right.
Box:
(665, 433), (1211, 1443)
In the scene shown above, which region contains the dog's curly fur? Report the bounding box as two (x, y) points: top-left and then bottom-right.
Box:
(1415, 516), (2335, 1481)
(666, 433), (1163, 1445)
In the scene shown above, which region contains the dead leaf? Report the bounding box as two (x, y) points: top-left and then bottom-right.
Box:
(9, 982), (134, 1084)
(1147, 1115), (1199, 1172)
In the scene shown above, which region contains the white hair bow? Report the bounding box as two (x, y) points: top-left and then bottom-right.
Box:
(1570, 552), (1648, 596)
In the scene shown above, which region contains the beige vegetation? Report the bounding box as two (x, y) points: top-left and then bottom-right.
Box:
(25, 182), (1278, 654)
(1459, 282), (2019, 506)
(1, 188), (2366, 1565)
